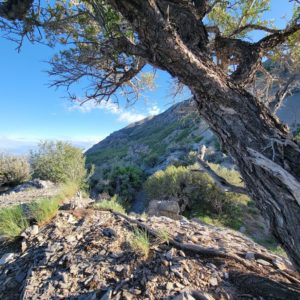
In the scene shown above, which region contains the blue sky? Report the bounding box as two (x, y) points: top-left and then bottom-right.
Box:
(0, 0), (295, 154)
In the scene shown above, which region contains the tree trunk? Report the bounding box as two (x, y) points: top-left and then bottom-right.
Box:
(108, 0), (300, 272)
(148, 35), (300, 273)
(192, 79), (300, 273)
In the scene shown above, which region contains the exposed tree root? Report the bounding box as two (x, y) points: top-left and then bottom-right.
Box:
(229, 271), (300, 299)
(102, 209), (300, 298)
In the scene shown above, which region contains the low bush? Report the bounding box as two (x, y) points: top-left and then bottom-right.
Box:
(144, 165), (211, 203)
(0, 205), (29, 238)
(57, 181), (80, 200)
(95, 165), (144, 206)
(145, 165), (248, 230)
(253, 236), (287, 257)
(143, 154), (159, 168)
(0, 153), (30, 187)
(30, 141), (87, 185)
(294, 127), (300, 142)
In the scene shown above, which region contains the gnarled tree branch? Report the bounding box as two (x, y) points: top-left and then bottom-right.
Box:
(229, 271), (300, 299)
(214, 14), (300, 86)
(229, 24), (279, 37)
(257, 17), (300, 51)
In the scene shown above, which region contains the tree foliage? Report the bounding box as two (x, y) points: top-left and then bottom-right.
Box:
(30, 141), (87, 184)
(95, 165), (143, 204)
(144, 165), (243, 214)
(0, 153), (31, 187)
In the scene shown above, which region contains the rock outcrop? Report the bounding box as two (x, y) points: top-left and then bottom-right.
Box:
(148, 199), (181, 219)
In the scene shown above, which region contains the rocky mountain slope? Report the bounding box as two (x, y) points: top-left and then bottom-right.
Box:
(86, 99), (220, 178)
(1, 203), (300, 300)
(86, 91), (300, 184)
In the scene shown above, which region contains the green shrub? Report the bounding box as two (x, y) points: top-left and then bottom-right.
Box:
(94, 195), (126, 214)
(143, 154), (159, 168)
(58, 181), (80, 200)
(0, 153), (30, 187)
(0, 205), (29, 238)
(145, 165), (247, 230)
(294, 127), (300, 142)
(253, 236), (287, 257)
(96, 165), (144, 206)
(30, 141), (87, 185)
(144, 165), (211, 202)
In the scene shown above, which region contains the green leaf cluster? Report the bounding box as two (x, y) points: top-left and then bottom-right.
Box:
(208, 0), (271, 37)
(30, 141), (87, 185)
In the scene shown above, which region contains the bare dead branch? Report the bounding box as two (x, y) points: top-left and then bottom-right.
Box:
(192, 146), (247, 194)
(268, 74), (298, 113)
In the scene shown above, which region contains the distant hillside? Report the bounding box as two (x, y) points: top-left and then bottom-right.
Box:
(86, 100), (221, 176)
(86, 90), (300, 182)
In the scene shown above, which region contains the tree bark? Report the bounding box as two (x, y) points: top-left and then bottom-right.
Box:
(108, 0), (300, 272)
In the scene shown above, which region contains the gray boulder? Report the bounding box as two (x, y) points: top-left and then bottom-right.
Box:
(148, 199), (181, 219)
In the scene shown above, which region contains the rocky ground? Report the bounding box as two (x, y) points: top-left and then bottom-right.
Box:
(1, 202), (300, 300)
(0, 180), (60, 208)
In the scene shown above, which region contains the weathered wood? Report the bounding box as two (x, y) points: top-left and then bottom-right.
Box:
(229, 271), (300, 299)
(193, 149), (247, 194)
(108, 209), (300, 298)
(107, 0), (300, 273)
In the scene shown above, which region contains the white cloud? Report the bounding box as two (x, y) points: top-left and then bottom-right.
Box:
(68, 100), (145, 123)
(148, 105), (160, 115)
